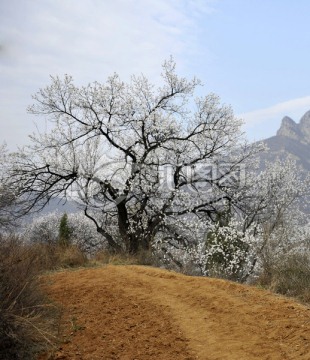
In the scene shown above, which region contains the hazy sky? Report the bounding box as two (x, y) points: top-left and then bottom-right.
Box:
(1, 0), (310, 148)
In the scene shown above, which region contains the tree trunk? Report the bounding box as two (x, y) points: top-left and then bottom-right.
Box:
(117, 201), (140, 254)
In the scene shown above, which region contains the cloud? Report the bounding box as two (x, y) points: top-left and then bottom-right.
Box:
(0, 0), (217, 82)
(239, 96), (310, 141)
(0, 0), (217, 148)
(239, 96), (310, 126)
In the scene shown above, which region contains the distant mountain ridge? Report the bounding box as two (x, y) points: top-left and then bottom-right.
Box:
(276, 111), (310, 144)
(259, 110), (310, 172)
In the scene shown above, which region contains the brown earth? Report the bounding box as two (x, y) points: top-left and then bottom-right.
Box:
(39, 265), (310, 360)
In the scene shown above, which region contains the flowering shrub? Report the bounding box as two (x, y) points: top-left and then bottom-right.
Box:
(200, 221), (259, 281)
(154, 158), (310, 282)
(154, 218), (261, 281)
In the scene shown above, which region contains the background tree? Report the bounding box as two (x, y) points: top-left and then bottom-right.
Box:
(10, 59), (260, 254)
(58, 213), (71, 247)
(157, 157), (310, 281)
(23, 211), (104, 254)
(0, 144), (21, 231)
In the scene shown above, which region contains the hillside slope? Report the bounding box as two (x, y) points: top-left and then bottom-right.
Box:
(40, 266), (310, 360)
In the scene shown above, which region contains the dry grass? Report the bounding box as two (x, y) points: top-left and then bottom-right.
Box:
(256, 253), (310, 305)
(270, 253), (310, 304)
(93, 248), (157, 266)
(0, 235), (60, 360)
(54, 245), (88, 268)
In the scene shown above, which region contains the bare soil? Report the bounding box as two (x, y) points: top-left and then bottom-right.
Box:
(39, 265), (310, 360)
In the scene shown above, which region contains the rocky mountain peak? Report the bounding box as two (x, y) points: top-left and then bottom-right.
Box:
(276, 111), (310, 144)
(300, 110), (310, 140)
(300, 110), (310, 124)
(276, 116), (301, 140)
(258, 110), (310, 177)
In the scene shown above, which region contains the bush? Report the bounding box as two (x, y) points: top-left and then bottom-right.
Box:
(55, 245), (88, 268)
(94, 248), (157, 266)
(269, 253), (310, 303)
(0, 235), (59, 360)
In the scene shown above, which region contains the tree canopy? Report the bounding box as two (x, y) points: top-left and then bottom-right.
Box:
(9, 60), (273, 254)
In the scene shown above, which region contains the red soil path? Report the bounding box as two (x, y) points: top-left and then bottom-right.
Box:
(40, 265), (310, 359)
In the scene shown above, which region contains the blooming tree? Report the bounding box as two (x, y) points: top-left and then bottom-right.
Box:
(10, 59), (261, 254)
(248, 159), (310, 277)
(23, 211), (104, 254)
(155, 158), (310, 281)
(23, 211), (60, 245)
(0, 144), (22, 230)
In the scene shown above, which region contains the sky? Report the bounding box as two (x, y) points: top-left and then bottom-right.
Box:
(1, 0), (310, 149)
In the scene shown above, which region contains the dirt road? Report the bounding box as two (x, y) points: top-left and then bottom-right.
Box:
(41, 265), (310, 360)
